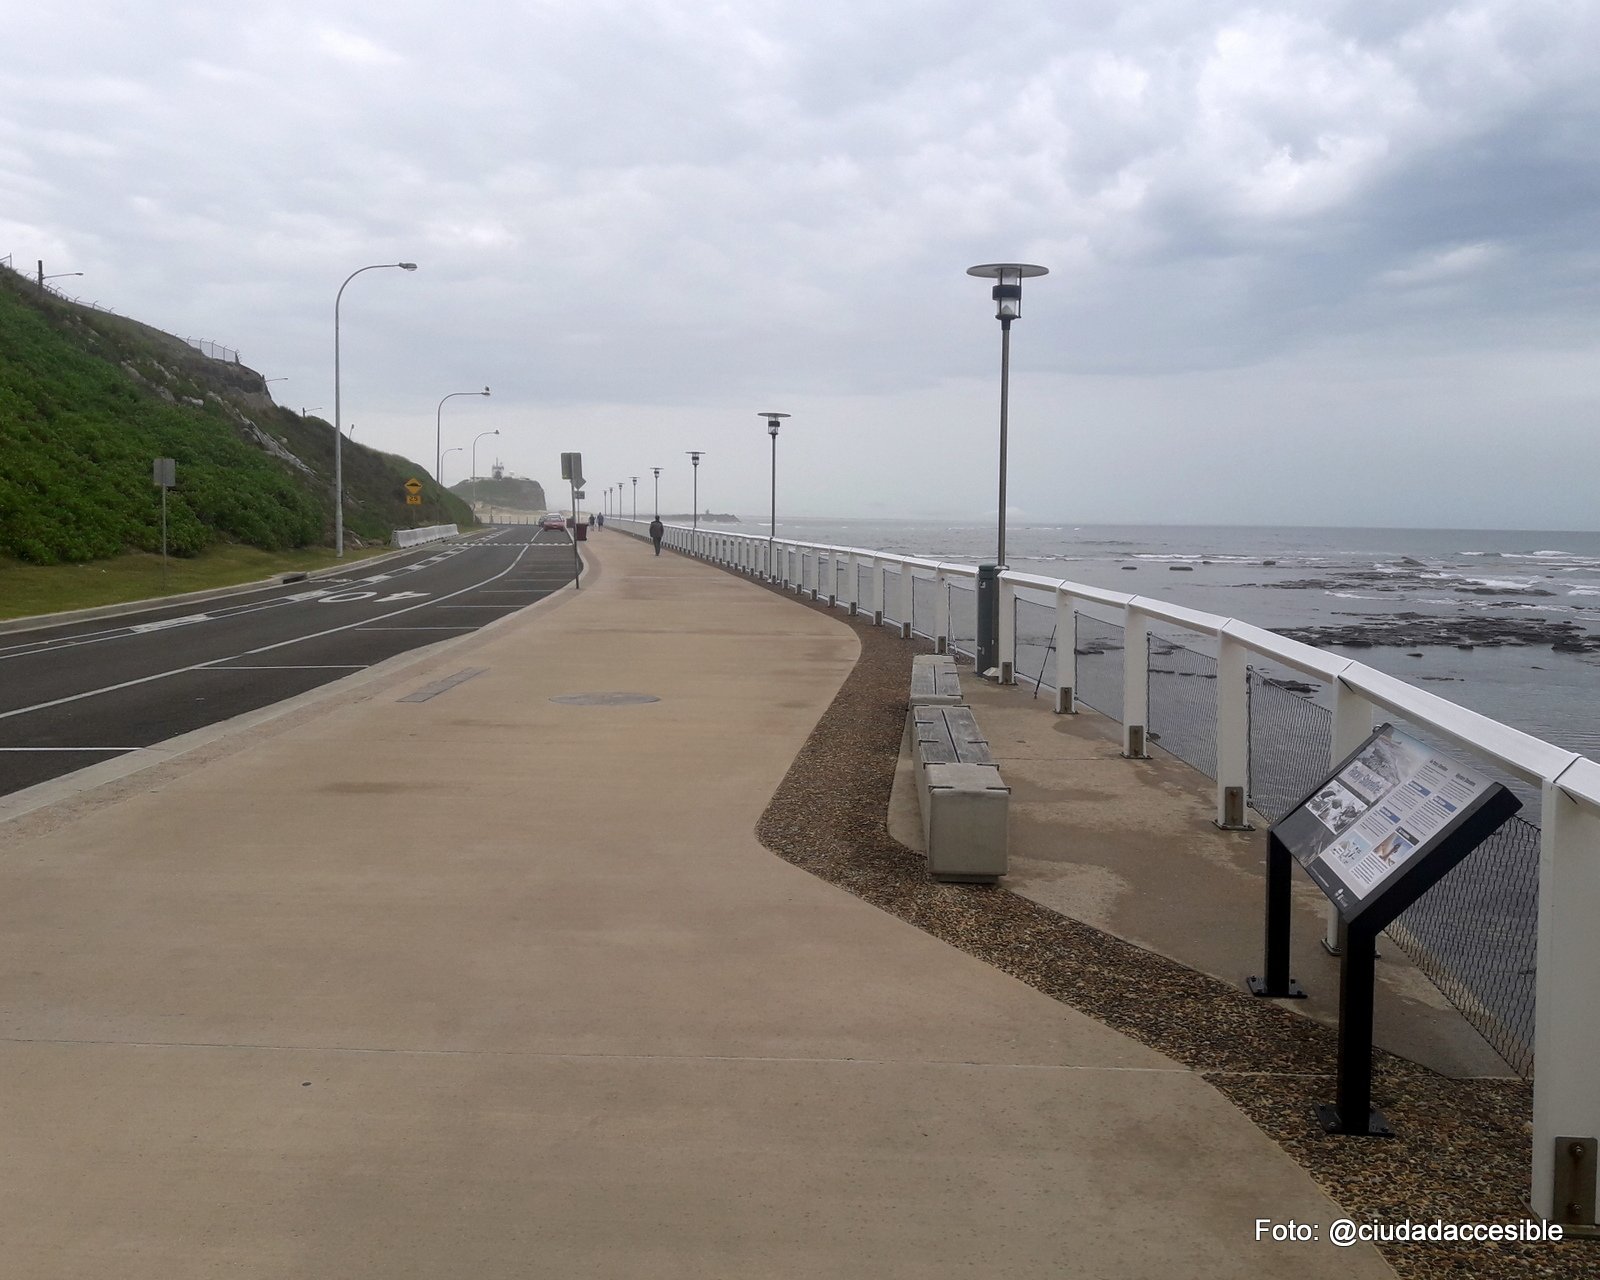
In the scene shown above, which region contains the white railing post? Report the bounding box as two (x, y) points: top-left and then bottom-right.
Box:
(1323, 683), (1376, 952)
(1215, 633), (1250, 828)
(998, 574), (1017, 684)
(1052, 588), (1076, 714)
(1122, 606), (1150, 758)
(895, 562), (913, 639)
(1531, 764), (1600, 1229)
(934, 567), (950, 655)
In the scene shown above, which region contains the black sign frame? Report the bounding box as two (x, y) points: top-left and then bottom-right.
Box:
(1247, 723), (1521, 1136)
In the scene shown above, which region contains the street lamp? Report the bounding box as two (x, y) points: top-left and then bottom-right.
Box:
(441, 446), (464, 487)
(651, 467), (662, 519)
(759, 412), (789, 578)
(631, 476), (639, 522)
(472, 429), (501, 521)
(435, 386), (491, 485)
(966, 262), (1047, 674)
(334, 261), (417, 558)
(685, 451), (706, 534)
(301, 407), (323, 419)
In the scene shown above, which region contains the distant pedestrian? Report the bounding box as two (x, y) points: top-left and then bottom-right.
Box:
(649, 516), (664, 555)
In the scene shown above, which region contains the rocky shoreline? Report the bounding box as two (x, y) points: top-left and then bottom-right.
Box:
(1275, 611), (1600, 654)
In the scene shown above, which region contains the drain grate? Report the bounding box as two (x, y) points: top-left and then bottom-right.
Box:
(398, 668), (488, 703)
(548, 692), (660, 706)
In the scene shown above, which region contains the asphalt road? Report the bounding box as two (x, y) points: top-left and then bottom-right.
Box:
(0, 526), (580, 798)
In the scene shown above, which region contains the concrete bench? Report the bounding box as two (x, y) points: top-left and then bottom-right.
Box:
(910, 653), (963, 707)
(909, 704), (1009, 883)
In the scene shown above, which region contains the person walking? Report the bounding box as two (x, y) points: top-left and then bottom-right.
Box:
(649, 516), (664, 556)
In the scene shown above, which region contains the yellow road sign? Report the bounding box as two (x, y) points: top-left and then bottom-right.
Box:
(406, 494), (422, 505)
(404, 477), (423, 495)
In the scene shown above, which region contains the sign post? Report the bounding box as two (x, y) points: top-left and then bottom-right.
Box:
(561, 453), (585, 590)
(152, 458), (176, 587)
(1248, 723), (1521, 1136)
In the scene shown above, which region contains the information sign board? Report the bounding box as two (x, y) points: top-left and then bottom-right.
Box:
(406, 494), (422, 505)
(1253, 722), (1521, 1136)
(404, 477), (423, 495)
(1273, 724), (1517, 925)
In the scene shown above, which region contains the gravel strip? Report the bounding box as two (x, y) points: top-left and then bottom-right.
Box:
(741, 575), (1591, 1280)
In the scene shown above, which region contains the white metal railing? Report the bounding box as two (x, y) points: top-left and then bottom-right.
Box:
(609, 516), (1600, 1222)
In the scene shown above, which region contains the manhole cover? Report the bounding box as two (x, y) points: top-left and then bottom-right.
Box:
(548, 692), (660, 706)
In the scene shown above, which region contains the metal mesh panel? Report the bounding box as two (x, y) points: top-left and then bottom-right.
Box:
(1013, 596), (1058, 693)
(1247, 672), (1334, 822)
(1388, 819), (1539, 1077)
(881, 568), (903, 625)
(1147, 634), (1218, 779)
(856, 564), (871, 609)
(1074, 618), (1124, 717)
(947, 583), (977, 659)
(912, 575), (935, 640)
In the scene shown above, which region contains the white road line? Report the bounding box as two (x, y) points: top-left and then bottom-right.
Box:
(357, 626), (475, 631)
(200, 664), (370, 671)
(0, 547), (532, 724)
(0, 545), (500, 664)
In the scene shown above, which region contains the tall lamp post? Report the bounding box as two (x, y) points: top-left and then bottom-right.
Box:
(472, 429), (501, 520)
(651, 467), (662, 519)
(436, 387), (490, 485)
(685, 451), (706, 535)
(631, 475), (639, 522)
(759, 412), (789, 579)
(440, 446), (463, 487)
(334, 261), (417, 558)
(965, 262), (1047, 674)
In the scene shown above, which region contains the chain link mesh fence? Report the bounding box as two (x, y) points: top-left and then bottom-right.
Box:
(882, 567), (903, 626)
(1147, 633), (1219, 779)
(947, 582), (977, 659)
(912, 574), (936, 641)
(1073, 617), (1125, 718)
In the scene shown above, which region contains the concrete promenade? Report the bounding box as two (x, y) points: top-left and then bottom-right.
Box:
(0, 531), (1393, 1278)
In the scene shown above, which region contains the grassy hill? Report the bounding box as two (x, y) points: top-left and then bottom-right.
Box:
(0, 267), (471, 564)
(450, 474), (547, 511)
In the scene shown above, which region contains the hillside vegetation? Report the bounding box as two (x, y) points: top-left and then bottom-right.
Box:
(0, 268), (470, 564)
(451, 474), (547, 511)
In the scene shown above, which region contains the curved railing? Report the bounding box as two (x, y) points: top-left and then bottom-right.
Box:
(605, 515), (1600, 1224)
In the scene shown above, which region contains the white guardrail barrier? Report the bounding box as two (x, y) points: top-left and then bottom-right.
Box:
(607, 515), (1600, 1226)
(391, 524), (458, 549)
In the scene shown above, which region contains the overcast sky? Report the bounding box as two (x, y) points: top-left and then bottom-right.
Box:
(3, 1), (1596, 528)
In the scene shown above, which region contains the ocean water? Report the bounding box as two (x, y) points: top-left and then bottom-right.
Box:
(753, 518), (1600, 763)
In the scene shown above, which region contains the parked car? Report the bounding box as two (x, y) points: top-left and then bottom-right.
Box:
(540, 512), (568, 531)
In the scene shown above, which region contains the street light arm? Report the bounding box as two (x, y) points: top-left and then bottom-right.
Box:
(333, 261), (417, 559)
(435, 386), (492, 481)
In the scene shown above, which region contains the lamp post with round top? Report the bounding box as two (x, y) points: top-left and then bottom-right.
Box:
(965, 262), (1047, 674)
(685, 451), (706, 537)
(334, 261), (417, 558)
(758, 412), (789, 579)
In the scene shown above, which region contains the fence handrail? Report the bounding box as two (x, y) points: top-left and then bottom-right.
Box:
(643, 518), (1596, 801)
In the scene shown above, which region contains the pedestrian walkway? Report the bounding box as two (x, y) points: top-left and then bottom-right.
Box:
(0, 531), (1392, 1278)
